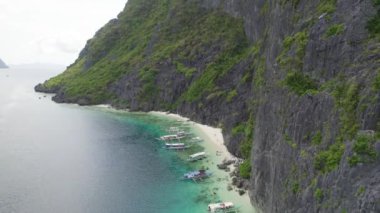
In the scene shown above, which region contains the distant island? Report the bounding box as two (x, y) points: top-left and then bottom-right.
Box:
(0, 58), (8, 68)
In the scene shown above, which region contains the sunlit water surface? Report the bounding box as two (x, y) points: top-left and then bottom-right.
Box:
(0, 67), (214, 213)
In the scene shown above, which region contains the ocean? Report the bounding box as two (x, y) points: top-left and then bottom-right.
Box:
(0, 66), (254, 213)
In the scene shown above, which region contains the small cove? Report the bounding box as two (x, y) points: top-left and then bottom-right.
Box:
(0, 67), (255, 212)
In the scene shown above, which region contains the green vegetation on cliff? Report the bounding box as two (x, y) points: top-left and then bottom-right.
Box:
(40, 0), (249, 106)
(283, 71), (318, 96)
(277, 31), (309, 72)
(317, 0), (337, 15)
(348, 133), (378, 166)
(314, 142), (344, 173)
(41, 0), (172, 103)
(367, 0), (380, 36)
(325, 24), (345, 37)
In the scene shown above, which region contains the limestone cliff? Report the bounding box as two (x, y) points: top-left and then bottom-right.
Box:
(35, 0), (380, 212)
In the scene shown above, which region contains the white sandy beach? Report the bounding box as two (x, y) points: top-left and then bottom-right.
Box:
(149, 111), (232, 158)
(149, 111), (256, 213)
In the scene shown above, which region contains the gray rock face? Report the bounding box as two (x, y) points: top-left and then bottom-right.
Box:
(205, 0), (380, 212)
(209, 0), (380, 212)
(36, 0), (380, 212)
(0, 58), (8, 68)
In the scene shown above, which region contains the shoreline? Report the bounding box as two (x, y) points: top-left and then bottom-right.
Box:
(88, 107), (256, 212)
(148, 111), (232, 158)
(148, 111), (255, 213)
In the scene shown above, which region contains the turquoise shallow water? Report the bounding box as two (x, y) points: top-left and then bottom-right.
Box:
(0, 67), (229, 213)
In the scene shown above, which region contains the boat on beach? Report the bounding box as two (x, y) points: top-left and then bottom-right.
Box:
(208, 202), (234, 212)
(187, 151), (207, 162)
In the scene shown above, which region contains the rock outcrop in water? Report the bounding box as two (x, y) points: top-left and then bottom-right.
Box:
(35, 0), (380, 212)
(0, 58), (8, 68)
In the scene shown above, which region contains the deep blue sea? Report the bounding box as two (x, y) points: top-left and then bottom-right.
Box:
(0, 66), (232, 213)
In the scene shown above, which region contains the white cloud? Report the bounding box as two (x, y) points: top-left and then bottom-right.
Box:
(0, 0), (127, 65)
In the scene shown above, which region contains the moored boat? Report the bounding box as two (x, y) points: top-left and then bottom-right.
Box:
(183, 169), (212, 180)
(159, 134), (180, 141)
(208, 202), (234, 212)
(176, 131), (192, 138)
(187, 152), (207, 162)
(165, 143), (190, 150)
(158, 131), (190, 141)
(166, 126), (181, 133)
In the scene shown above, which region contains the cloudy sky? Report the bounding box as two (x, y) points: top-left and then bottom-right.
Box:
(0, 0), (127, 65)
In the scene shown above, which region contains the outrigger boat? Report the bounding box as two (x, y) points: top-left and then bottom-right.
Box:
(159, 134), (183, 141)
(166, 126), (182, 133)
(187, 152), (207, 162)
(157, 131), (192, 141)
(208, 202), (234, 212)
(176, 131), (192, 137)
(183, 169), (212, 181)
(165, 143), (190, 150)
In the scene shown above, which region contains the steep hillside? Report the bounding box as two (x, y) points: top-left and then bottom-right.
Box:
(36, 0), (380, 212)
(0, 58), (8, 68)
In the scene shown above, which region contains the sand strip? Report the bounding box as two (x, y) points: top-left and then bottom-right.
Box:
(149, 111), (256, 213)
